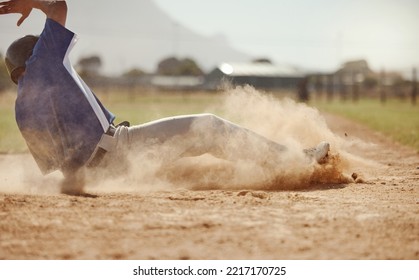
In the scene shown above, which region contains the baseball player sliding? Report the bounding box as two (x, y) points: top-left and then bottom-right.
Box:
(0, 0), (330, 195)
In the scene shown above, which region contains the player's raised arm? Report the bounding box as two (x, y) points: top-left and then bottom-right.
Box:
(0, 0), (67, 26)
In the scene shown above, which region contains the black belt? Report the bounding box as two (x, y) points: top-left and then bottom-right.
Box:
(86, 121), (129, 168)
(106, 125), (116, 137)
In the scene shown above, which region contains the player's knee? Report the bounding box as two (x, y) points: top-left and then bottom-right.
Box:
(197, 113), (225, 127)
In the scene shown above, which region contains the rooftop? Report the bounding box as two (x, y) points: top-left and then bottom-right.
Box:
(218, 62), (305, 78)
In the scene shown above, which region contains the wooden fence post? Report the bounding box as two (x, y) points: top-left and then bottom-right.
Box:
(412, 67), (417, 105)
(327, 75), (334, 102)
(298, 76), (309, 102)
(339, 75), (347, 102)
(380, 69), (386, 104)
(351, 70), (360, 103)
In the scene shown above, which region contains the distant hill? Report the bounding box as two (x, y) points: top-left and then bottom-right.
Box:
(67, 0), (251, 75)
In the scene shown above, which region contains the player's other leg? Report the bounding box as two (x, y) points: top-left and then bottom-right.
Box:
(124, 113), (329, 163)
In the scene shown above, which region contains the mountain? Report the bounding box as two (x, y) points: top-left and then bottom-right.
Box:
(66, 0), (251, 75)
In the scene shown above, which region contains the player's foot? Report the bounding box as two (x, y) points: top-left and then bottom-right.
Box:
(304, 141), (330, 163)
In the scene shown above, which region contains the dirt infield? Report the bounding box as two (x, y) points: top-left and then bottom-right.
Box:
(0, 113), (418, 260)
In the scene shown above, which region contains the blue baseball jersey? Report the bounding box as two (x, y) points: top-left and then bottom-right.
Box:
(15, 18), (115, 174)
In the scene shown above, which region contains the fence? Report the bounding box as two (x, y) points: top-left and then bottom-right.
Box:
(305, 67), (417, 105)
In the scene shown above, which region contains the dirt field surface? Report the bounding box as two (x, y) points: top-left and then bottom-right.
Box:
(0, 113), (418, 260)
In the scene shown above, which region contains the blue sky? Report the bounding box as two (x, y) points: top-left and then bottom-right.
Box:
(154, 0), (419, 75)
(1, 0), (418, 76)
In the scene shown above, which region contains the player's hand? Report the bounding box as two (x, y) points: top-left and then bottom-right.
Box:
(0, 0), (33, 26)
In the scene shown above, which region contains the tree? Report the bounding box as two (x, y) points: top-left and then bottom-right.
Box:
(122, 68), (146, 78)
(157, 56), (203, 76)
(157, 57), (179, 76)
(252, 58), (272, 64)
(179, 58), (204, 76)
(76, 55), (102, 78)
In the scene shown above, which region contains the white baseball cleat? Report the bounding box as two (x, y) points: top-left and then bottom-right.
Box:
(304, 141), (330, 163)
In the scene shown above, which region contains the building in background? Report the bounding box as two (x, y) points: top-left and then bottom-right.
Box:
(308, 59), (410, 102)
(204, 61), (305, 91)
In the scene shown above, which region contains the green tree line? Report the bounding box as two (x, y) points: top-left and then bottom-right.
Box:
(0, 52), (205, 93)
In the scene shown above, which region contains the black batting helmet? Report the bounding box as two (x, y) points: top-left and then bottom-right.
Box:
(5, 35), (39, 84)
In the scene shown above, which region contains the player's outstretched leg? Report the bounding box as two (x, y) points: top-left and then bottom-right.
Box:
(123, 113), (329, 164)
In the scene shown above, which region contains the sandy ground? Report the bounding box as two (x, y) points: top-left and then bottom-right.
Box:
(0, 113), (418, 260)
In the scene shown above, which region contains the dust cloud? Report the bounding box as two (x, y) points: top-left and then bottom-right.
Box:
(0, 86), (375, 194)
(0, 154), (63, 194)
(90, 86), (370, 193)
